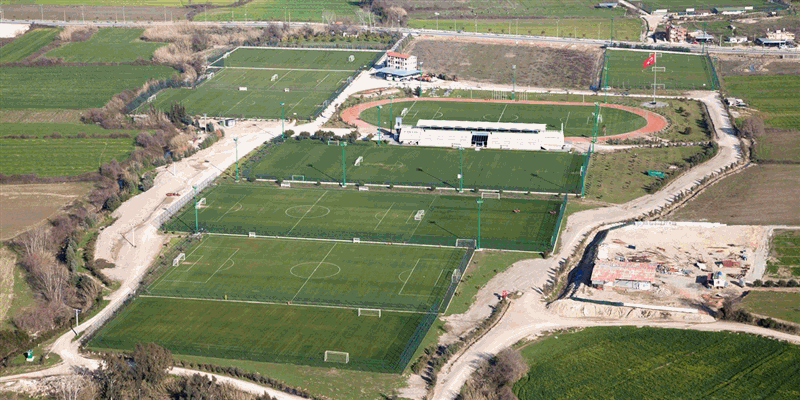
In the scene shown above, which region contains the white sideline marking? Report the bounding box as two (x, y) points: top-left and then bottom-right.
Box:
(291, 243), (337, 302)
(139, 294), (430, 314)
(287, 191), (328, 235)
(374, 202), (395, 231)
(314, 73), (331, 88)
(222, 66), (354, 73)
(497, 104), (508, 123)
(398, 259), (421, 295)
(408, 195), (437, 241)
(216, 194), (248, 222)
(205, 248), (240, 283)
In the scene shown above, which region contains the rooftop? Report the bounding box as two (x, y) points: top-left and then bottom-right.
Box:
(414, 119), (548, 133)
(375, 67), (421, 77)
(387, 51), (411, 59)
(591, 261), (657, 283)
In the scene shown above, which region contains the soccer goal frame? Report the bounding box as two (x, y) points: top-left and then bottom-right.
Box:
(455, 239), (476, 248)
(291, 175), (305, 181)
(327, 140), (340, 146)
(324, 350), (349, 364)
(452, 269), (462, 284)
(354, 156), (364, 166)
(414, 210), (425, 221)
(248, 232), (256, 238)
(652, 84), (666, 90)
(480, 192), (500, 199)
(357, 308), (381, 317)
(195, 198), (207, 208)
(173, 253), (186, 267)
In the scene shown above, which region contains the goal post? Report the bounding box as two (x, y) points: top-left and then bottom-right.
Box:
(173, 253), (186, 267)
(455, 239), (476, 248)
(354, 156), (364, 166)
(324, 350), (349, 364)
(195, 198), (207, 208)
(480, 193), (500, 199)
(248, 232), (256, 238)
(452, 269), (462, 284)
(357, 308), (381, 317)
(327, 140), (340, 146)
(291, 175), (305, 181)
(414, 210), (425, 221)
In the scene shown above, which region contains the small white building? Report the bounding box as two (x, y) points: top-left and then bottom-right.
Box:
(398, 119), (564, 151)
(386, 52), (418, 71)
(726, 36), (748, 44)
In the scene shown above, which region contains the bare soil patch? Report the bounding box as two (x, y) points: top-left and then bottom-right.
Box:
(668, 164), (800, 225)
(0, 247), (15, 323)
(717, 56), (800, 77)
(407, 36), (602, 88)
(0, 183), (92, 241)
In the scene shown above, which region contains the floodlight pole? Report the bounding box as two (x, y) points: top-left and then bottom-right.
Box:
(193, 185), (199, 233)
(512, 65), (516, 101)
(340, 142), (347, 186)
(652, 53), (658, 104)
(459, 147), (464, 192)
(280, 102), (285, 140)
(74, 308), (79, 329)
(377, 105), (382, 144)
(476, 198), (483, 249)
(234, 137), (239, 182)
(389, 96), (394, 133)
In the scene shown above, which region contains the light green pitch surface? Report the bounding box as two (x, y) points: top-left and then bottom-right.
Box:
(45, 28), (167, 62)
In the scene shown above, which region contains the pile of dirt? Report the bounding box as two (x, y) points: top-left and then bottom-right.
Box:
(548, 299), (714, 323)
(407, 36), (602, 89)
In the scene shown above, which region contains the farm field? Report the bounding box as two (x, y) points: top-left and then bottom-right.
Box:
(0, 183), (92, 241)
(513, 326), (800, 399)
(247, 140), (584, 193)
(668, 164), (800, 225)
(399, 0), (625, 18)
(163, 185), (564, 252)
(407, 17), (642, 41)
(0, 28), (58, 64)
(45, 28), (167, 62)
(585, 145), (713, 203)
(148, 236), (465, 312)
(9, 0), (230, 4)
(0, 122), (142, 138)
(724, 75), (800, 132)
(766, 230), (800, 277)
(199, 0), (361, 22)
(605, 49), (716, 91)
(637, 0), (784, 12)
(0, 65), (175, 109)
(358, 100), (648, 137)
(0, 137), (135, 177)
(742, 291), (800, 325)
(89, 296), (425, 373)
(216, 47), (381, 70)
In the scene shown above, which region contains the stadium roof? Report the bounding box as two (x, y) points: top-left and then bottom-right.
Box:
(375, 67), (421, 77)
(387, 51), (411, 59)
(415, 119), (548, 133)
(591, 262), (657, 283)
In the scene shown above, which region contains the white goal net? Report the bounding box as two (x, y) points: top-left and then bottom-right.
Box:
(414, 210), (425, 221)
(195, 198), (207, 208)
(327, 140), (340, 146)
(480, 193), (500, 199)
(249, 232), (256, 238)
(354, 156), (364, 166)
(291, 175), (305, 181)
(358, 308), (381, 317)
(455, 239), (476, 248)
(348, 55), (355, 62)
(452, 269), (462, 284)
(324, 350), (349, 364)
(271, 73), (279, 81)
(173, 253), (186, 267)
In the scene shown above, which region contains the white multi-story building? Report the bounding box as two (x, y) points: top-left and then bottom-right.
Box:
(386, 52), (418, 71)
(398, 119), (564, 151)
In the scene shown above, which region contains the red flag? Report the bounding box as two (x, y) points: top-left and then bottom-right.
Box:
(642, 53), (656, 68)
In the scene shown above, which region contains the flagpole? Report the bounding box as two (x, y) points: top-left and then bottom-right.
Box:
(652, 53), (657, 104)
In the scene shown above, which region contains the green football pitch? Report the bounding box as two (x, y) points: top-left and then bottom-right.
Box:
(163, 185), (564, 252)
(148, 235), (466, 312)
(604, 50), (717, 91)
(248, 140), (583, 193)
(359, 100), (648, 138)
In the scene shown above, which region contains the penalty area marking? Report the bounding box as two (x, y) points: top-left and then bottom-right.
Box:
(286, 190), (328, 236)
(374, 202), (395, 231)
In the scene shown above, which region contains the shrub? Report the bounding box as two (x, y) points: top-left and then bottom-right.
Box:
(764, 280), (775, 287)
(787, 280), (798, 287)
(752, 279), (763, 287)
(777, 279), (787, 287)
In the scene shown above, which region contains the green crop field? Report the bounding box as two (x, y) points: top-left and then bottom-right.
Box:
(724, 75), (800, 131)
(198, 0), (361, 22)
(0, 65), (175, 109)
(45, 28), (167, 62)
(402, 0), (627, 18)
(359, 100), (647, 137)
(408, 17), (642, 41)
(514, 326), (800, 399)
(217, 47), (381, 70)
(163, 184), (564, 252)
(248, 140), (583, 194)
(0, 123), (137, 177)
(605, 49), (716, 91)
(743, 291), (800, 325)
(637, 0), (785, 13)
(0, 28), (58, 64)
(89, 297), (426, 373)
(765, 230), (800, 277)
(148, 236), (465, 312)
(11, 1), (231, 5)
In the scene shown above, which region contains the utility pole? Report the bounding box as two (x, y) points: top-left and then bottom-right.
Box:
(40, 5), (43, 21)
(557, 20), (559, 37)
(435, 12), (439, 30)
(459, 147), (464, 192)
(389, 96), (394, 134)
(234, 137), (239, 181)
(122, 6), (125, 23)
(512, 65), (516, 101)
(340, 142), (347, 186)
(74, 309), (80, 329)
(476, 198), (483, 249)
(610, 17), (614, 47)
(280, 102), (285, 140)
(193, 185), (199, 233)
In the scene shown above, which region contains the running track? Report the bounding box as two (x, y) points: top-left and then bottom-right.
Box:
(340, 98), (669, 143)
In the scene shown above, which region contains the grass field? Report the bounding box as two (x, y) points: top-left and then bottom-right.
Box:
(11, 0), (231, 4)
(513, 326), (800, 399)
(163, 184), (563, 252)
(148, 236), (465, 312)
(402, 0), (628, 18)
(408, 17), (642, 41)
(0, 28), (58, 64)
(724, 75), (800, 132)
(90, 296), (425, 373)
(0, 65), (175, 109)
(248, 140), (583, 193)
(638, 0), (784, 12)
(217, 47), (381, 70)
(605, 49), (716, 91)
(766, 230), (800, 277)
(45, 28), (166, 62)
(199, 0), (361, 22)
(742, 291), (800, 325)
(668, 165), (800, 225)
(359, 100), (647, 137)
(585, 146), (711, 203)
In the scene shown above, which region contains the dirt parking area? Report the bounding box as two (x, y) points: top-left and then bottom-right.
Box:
(0, 183), (91, 241)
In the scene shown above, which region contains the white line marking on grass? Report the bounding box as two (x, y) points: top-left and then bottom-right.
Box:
(291, 243), (337, 302)
(314, 73), (331, 88)
(224, 90), (257, 115)
(432, 106), (442, 120)
(398, 258), (421, 295)
(408, 195), (437, 241)
(497, 104), (509, 123)
(432, 269), (445, 288)
(222, 66), (354, 73)
(152, 236), (208, 290)
(286, 191), (328, 235)
(215, 194), (248, 222)
(205, 248), (240, 283)
(267, 70), (290, 90)
(139, 294), (430, 314)
(374, 202), (395, 231)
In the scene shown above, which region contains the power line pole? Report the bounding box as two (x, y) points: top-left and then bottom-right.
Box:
(459, 147), (464, 192)
(193, 185), (199, 233)
(389, 96), (394, 133)
(280, 102), (285, 140)
(377, 105), (382, 144)
(512, 64), (516, 101)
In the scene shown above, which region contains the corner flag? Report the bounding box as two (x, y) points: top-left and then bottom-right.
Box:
(643, 53), (656, 68)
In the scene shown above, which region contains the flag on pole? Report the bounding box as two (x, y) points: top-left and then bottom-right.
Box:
(642, 53), (656, 68)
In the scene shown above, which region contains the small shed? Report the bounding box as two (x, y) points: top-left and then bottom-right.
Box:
(596, 2), (619, 8)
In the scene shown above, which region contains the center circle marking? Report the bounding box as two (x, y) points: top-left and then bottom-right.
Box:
(290, 262), (341, 279)
(285, 205), (331, 219)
